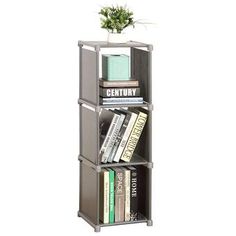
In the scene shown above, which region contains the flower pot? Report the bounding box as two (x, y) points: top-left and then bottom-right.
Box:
(107, 33), (127, 43)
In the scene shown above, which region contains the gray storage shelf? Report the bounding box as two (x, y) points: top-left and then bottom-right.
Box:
(78, 40), (153, 232)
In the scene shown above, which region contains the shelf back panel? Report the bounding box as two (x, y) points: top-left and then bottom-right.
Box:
(131, 48), (150, 102)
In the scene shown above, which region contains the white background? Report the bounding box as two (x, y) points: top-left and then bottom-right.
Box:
(0, 0), (236, 235)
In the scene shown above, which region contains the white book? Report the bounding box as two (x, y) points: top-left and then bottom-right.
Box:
(100, 169), (110, 224)
(103, 112), (126, 163)
(113, 111), (138, 162)
(100, 113), (120, 163)
(123, 168), (131, 221)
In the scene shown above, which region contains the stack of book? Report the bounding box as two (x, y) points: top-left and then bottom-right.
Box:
(100, 166), (140, 224)
(99, 108), (147, 163)
(99, 79), (143, 105)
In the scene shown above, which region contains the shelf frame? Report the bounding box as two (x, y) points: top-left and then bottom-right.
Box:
(78, 40), (154, 232)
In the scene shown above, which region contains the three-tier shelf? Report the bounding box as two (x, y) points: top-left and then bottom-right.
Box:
(77, 41), (153, 232)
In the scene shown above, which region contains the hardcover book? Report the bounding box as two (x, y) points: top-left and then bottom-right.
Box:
(107, 168), (115, 223)
(100, 169), (110, 224)
(99, 87), (140, 98)
(99, 79), (139, 88)
(114, 168), (125, 222)
(113, 110), (138, 162)
(108, 111), (131, 163)
(100, 97), (143, 105)
(127, 166), (138, 221)
(102, 111), (126, 163)
(99, 109), (117, 145)
(122, 167), (131, 221)
(100, 112), (120, 163)
(120, 110), (148, 162)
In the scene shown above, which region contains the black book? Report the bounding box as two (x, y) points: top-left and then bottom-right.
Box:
(100, 87), (140, 98)
(127, 166), (138, 221)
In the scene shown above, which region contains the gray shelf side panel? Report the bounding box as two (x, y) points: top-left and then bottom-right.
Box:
(138, 166), (152, 220)
(79, 162), (99, 225)
(131, 48), (151, 103)
(80, 105), (99, 164)
(80, 47), (98, 105)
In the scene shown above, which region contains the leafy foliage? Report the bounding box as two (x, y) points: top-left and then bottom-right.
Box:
(99, 6), (135, 33)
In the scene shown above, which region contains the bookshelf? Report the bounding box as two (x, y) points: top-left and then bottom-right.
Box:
(77, 41), (153, 232)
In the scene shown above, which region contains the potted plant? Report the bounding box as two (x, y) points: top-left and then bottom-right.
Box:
(99, 5), (135, 43)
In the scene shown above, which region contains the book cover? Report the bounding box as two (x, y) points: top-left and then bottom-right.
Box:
(113, 110), (138, 162)
(99, 79), (139, 88)
(99, 169), (110, 224)
(99, 87), (140, 98)
(127, 166), (138, 221)
(99, 109), (117, 148)
(108, 111), (131, 163)
(122, 167), (131, 221)
(100, 97), (143, 105)
(107, 168), (115, 223)
(120, 110), (148, 162)
(100, 112), (120, 163)
(102, 111), (126, 163)
(114, 168), (125, 222)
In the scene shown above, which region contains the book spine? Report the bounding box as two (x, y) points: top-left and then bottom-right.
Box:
(120, 111), (148, 162)
(108, 114), (131, 162)
(104, 114), (125, 163)
(115, 169), (125, 222)
(113, 112), (138, 162)
(101, 97), (143, 103)
(100, 87), (140, 98)
(100, 113), (120, 163)
(130, 167), (138, 221)
(100, 170), (110, 224)
(124, 169), (131, 221)
(109, 169), (115, 223)
(100, 80), (139, 88)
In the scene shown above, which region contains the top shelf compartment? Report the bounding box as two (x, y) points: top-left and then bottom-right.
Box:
(78, 40), (153, 108)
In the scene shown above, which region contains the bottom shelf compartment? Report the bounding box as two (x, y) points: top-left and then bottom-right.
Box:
(79, 163), (152, 231)
(100, 165), (150, 224)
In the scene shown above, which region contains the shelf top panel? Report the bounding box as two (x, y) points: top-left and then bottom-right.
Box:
(78, 40), (153, 50)
(78, 98), (153, 111)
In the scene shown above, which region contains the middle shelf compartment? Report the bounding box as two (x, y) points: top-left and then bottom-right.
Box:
(79, 104), (152, 166)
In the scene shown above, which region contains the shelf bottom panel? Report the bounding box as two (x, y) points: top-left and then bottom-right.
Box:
(78, 211), (152, 232)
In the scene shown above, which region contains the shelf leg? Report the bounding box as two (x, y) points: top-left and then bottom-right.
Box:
(147, 220), (153, 226)
(94, 225), (101, 232)
(77, 211), (81, 217)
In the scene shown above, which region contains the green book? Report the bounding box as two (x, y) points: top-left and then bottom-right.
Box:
(107, 168), (115, 223)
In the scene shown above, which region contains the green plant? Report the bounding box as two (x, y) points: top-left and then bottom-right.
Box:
(99, 6), (135, 33)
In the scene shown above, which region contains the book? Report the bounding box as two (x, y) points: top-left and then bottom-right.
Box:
(108, 111), (131, 163)
(99, 79), (139, 88)
(114, 168), (125, 222)
(100, 169), (110, 224)
(120, 110), (148, 162)
(102, 111), (126, 163)
(122, 167), (131, 221)
(127, 166), (139, 221)
(100, 112), (120, 163)
(99, 109), (117, 147)
(100, 97), (143, 105)
(99, 87), (140, 98)
(107, 168), (115, 223)
(113, 110), (138, 162)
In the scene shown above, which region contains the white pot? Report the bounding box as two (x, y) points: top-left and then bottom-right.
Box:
(107, 33), (127, 43)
